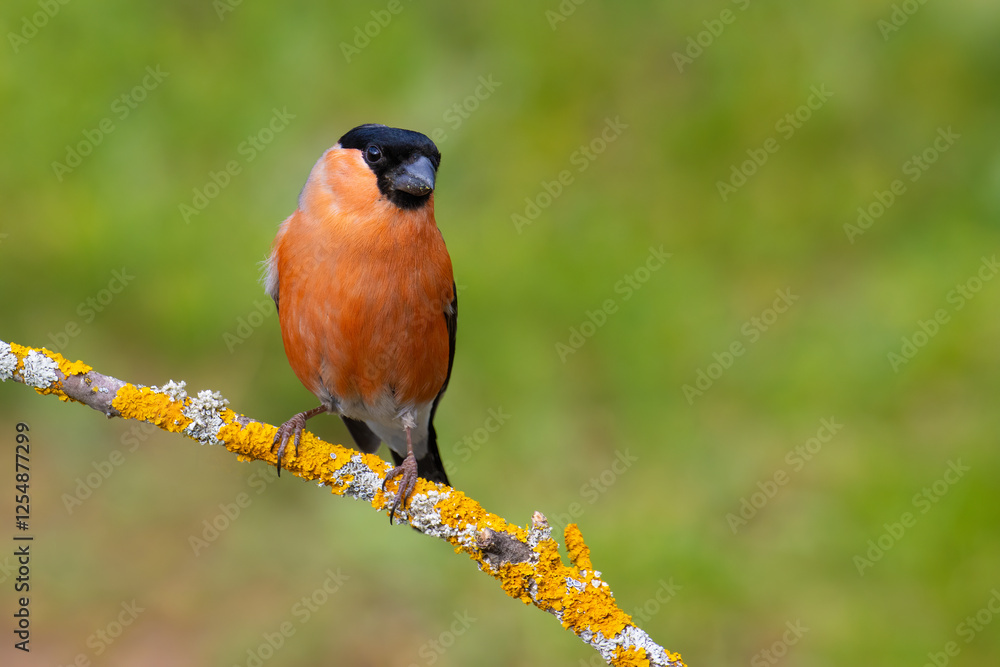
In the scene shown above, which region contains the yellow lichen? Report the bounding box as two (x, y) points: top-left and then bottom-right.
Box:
(9, 344), (93, 382)
(494, 560), (535, 604)
(9, 342), (31, 361)
(429, 492), (632, 643)
(38, 347), (93, 377)
(218, 420), (265, 457)
(329, 473), (354, 494)
(561, 584), (632, 637)
(613, 646), (649, 667)
(111, 384), (191, 432)
(462, 518), (634, 642)
(664, 650), (685, 666)
(357, 450), (390, 473)
(565, 523), (593, 571)
(436, 490), (490, 534)
(218, 418), (361, 497)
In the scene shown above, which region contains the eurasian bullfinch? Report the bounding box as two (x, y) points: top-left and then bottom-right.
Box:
(263, 124), (456, 522)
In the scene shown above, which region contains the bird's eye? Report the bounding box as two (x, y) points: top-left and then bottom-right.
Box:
(364, 145), (382, 163)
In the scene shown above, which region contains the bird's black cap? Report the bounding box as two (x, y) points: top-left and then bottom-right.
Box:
(338, 124), (441, 210)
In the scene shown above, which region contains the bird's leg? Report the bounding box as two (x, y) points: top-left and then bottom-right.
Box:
(383, 426), (419, 524)
(271, 404), (327, 476)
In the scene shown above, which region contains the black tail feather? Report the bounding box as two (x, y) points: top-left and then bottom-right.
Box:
(421, 421), (450, 485)
(341, 416), (382, 453)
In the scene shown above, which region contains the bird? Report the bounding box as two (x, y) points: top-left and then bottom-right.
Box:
(262, 123), (456, 522)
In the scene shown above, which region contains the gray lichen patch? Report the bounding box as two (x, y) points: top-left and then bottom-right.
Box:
(0, 342), (16, 381)
(407, 489), (453, 536)
(182, 389), (229, 445)
(22, 349), (59, 388)
(329, 453), (384, 504)
(152, 380), (189, 402)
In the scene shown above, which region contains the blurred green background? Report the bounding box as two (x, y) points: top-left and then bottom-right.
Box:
(2, 1), (1000, 665)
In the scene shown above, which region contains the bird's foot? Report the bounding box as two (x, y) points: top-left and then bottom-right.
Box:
(271, 414), (306, 476)
(383, 452), (419, 524)
(272, 405), (326, 476)
(271, 406), (324, 477)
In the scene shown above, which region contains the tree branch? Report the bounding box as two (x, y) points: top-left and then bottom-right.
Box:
(0, 339), (686, 667)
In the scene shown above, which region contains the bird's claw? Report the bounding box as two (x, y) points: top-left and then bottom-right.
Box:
(272, 413), (307, 476)
(383, 453), (419, 524)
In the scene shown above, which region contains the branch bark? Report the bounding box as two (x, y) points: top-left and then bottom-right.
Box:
(0, 339), (686, 667)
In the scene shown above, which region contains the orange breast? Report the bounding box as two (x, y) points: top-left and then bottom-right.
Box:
(272, 148), (454, 411)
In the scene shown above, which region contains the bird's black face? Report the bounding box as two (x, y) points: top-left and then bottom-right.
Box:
(338, 124), (442, 210)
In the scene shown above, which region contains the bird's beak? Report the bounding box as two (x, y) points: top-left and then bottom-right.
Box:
(392, 156), (436, 196)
